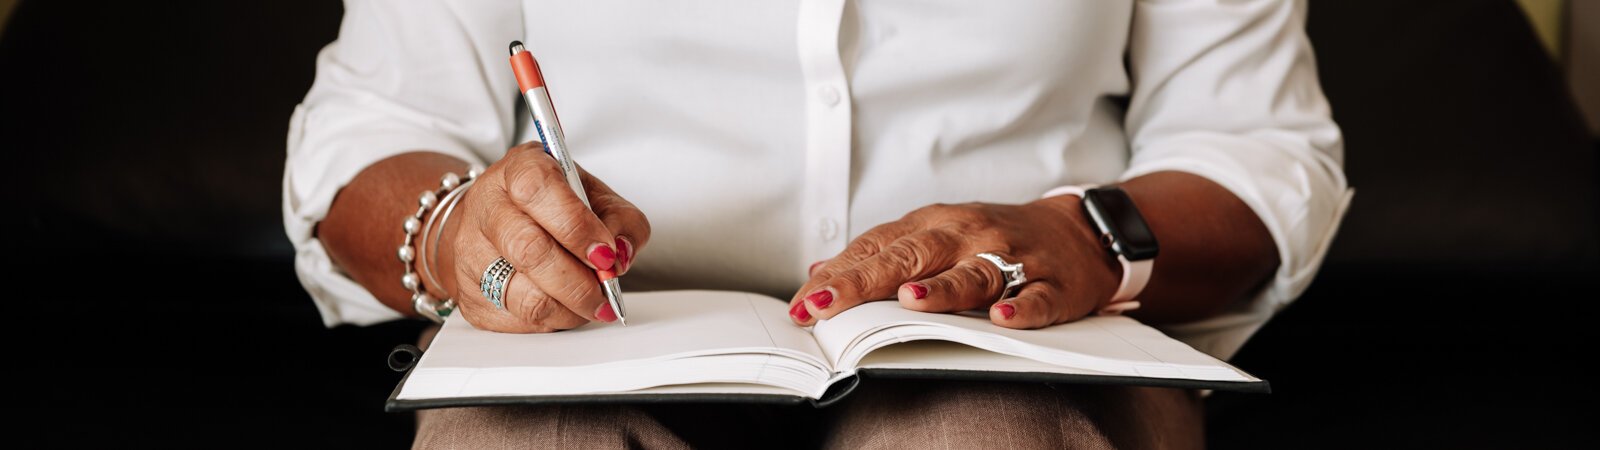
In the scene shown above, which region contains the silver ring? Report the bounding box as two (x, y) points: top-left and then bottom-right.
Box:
(480, 257), (515, 309)
(975, 252), (1026, 300)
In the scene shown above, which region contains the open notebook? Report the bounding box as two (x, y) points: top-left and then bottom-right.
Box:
(388, 290), (1265, 411)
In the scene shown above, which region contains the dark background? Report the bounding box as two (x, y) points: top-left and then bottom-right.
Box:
(5, 0), (1597, 448)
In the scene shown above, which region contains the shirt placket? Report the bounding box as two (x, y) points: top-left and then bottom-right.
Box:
(796, 0), (853, 269)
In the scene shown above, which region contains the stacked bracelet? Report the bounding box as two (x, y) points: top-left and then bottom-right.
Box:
(400, 168), (480, 323)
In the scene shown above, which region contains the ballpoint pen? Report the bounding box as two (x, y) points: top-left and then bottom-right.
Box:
(508, 40), (627, 325)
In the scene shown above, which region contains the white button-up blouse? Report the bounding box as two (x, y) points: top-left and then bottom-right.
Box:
(284, 0), (1352, 360)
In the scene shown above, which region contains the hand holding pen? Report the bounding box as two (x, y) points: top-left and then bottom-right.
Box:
(508, 40), (630, 325)
(419, 48), (648, 333)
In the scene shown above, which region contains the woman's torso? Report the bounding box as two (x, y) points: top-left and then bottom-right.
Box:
(509, 0), (1135, 298)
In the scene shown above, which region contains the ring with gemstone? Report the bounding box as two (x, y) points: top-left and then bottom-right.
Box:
(975, 252), (1026, 300)
(479, 257), (515, 309)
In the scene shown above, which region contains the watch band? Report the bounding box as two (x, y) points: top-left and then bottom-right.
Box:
(1042, 185), (1147, 315)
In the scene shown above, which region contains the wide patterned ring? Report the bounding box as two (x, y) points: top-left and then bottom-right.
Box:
(479, 257), (515, 310)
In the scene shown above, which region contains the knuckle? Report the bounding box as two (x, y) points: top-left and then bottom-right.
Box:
(972, 227), (1009, 249)
(523, 246), (564, 277)
(953, 213), (997, 234)
(502, 164), (537, 204)
(505, 158), (560, 205)
(519, 294), (560, 324)
(832, 269), (875, 295)
(880, 243), (924, 276)
(924, 202), (988, 226)
(961, 262), (1003, 296)
(553, 276), (599, 310)
(547, 208), (592, 245)
(509, 231), (557, 270)
(844, 234), (890, 259)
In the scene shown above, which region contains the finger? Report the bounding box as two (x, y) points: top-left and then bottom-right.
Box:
(801, 230), (962, 321)
(502, 270), (590, 331)
(788, 221), (918, 326)
(577, 165), (650, 275)
(448, 229), (586, 333)
(802, 220), (918, 288)
(479, 196), (611, 322)
(500, 150), (618, 271)
(897, 256), (1007, 313)
(990, 281), (1075, 330)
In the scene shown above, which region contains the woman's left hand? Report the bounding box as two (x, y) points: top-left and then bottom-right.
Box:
(788, 196), (1122, 329)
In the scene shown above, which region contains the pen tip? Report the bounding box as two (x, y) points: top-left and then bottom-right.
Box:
(509, 40), (525, 56)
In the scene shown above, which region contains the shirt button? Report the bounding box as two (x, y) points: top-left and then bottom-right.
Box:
(819, 218), (839, 241)
(817, 85), (841, 107)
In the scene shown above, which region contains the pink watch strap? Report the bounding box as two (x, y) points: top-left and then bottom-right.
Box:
(1042, 185), (1148, 315)
(1100, 256), (1149, 315)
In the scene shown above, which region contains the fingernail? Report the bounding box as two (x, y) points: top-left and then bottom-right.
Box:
(805, 289), (833, 309)
(996, 303), (1016, 320)
(790, 302), (811, 322)
(596, 303), (618, 323)
(615, 237), (632, 273)
(587, 244), (616, 270)
(808, 260), (825, 276)
(905, 282), (928, 300)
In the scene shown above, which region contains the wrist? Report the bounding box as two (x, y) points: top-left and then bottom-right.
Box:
(419, 175), (476, 298)
(1028, 195), (1125, 305)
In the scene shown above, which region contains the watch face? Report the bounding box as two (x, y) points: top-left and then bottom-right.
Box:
(1083, 187), (1159, 261)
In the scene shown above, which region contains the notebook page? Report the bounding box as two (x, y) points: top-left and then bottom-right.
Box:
(812, 301), (1249, 379)
(417, 290), (826, 369)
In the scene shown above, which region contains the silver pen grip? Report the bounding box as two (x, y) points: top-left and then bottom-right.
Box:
(524, 86), (590, 208)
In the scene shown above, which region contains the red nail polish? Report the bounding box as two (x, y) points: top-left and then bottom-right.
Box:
(615, 237), (632, 272)
(808, 261), (825, 276)
(790, 302), (811, 322)
(906, 283), (928, 300)
(596, 303), (618, 323)
(996, 303), (1016, 320)
(805, 290), (833, 309)
(588, 245), (616, 270)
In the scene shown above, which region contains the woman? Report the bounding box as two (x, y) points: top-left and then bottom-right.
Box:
(286, 0), (1349, 447)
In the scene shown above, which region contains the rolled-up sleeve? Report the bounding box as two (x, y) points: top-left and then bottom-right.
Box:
(1121, 0), (1353, 358)
(283, 0), (522, 327)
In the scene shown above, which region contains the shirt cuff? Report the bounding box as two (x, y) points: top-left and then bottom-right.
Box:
(1104, 132), (1351, 359)
(1121, 132), (1352, 311)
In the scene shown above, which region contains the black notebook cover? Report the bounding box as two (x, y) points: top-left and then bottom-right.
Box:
(384, 351), (1269, 413)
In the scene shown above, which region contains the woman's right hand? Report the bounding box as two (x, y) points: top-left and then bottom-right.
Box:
(434, 141), (649, 333)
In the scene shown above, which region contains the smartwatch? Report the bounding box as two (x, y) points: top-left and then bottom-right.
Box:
(1042, 185), (1158, 314)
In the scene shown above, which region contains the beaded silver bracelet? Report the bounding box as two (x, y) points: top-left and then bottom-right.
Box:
(401, 169), (480, 323)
